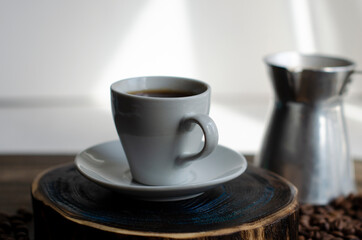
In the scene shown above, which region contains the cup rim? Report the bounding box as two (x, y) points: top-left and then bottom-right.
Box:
(111, 76), (210, 100)
(264, 51), (355, 72)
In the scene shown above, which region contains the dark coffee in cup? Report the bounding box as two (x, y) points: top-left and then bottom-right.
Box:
(128, 89), (195, 98)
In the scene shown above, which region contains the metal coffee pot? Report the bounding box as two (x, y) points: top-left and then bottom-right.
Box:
(257, 51), (357, 205)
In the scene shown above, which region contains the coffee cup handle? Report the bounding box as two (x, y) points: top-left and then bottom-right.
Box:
(178, 114), (219, 165)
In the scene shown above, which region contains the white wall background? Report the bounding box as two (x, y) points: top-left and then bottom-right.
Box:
(1, 0), (362, 156)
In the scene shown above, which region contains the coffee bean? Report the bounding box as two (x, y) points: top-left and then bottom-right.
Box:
(343, 201), (354, 210)
(0, 213), (9, 221)
(315, 206), (328, 215)
(299, 193), (362, 240)
(309, 226), (321, 231)
(332, 219), (346, 231)
(321, 221), (330, 231)
(312, 230), (322, 239)
(9, 214), (25, 223)
(345, 235), (360, 240)
(343, 227), (355, 235)
(0, 235), (16, 240)
(356, 228), (362, 237)
(14, 225), (28, 234)
(15, 231), (27, 238)
(16, 209), (32, 223)
(16, 237), (29, 240)
(300, 215), (311, 228)
(331, 196), (345, 207)
(10, 219), (24, 228)
(0, 209), (32, 240)
(300, 204), (315, 215)
(356, 210), (362, 220)
(0, 220), (12, 234)
(352, 196), (362, 208)
(332, 230), (344, 237)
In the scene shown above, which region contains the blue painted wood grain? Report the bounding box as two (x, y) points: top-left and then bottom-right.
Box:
(38, 164), (292, 233)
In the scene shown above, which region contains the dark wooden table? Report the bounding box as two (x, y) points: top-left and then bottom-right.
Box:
(0, 155), (73, 215)
(0, 155), (361, 239)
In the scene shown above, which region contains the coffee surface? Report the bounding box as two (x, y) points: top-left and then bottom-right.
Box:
(128, 89), (195, 98)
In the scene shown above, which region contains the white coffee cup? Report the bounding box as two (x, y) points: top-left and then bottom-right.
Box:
(111, 76), (219, 186)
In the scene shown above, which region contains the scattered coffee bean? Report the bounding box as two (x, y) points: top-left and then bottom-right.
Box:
(0, 219), (12, 234)
(0, 209), (32, 240)
(15, 209), (32, 223)
(346, 235), (360, 240)
(299, 193), (362, 240)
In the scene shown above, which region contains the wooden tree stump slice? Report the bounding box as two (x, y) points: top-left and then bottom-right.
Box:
(31, 164), (299, 240)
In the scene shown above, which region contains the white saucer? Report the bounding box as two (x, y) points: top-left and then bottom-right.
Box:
(75, 140), (247, 201)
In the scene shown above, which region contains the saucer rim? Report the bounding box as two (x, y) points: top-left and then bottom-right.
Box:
(75, 140), (247, 195)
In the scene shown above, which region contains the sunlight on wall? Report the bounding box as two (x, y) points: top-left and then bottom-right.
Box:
(345, 103), (362, 123)
(95, 0), (196, 107)
(289, 0), (316, 53)
(210, 103), (265, 153)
